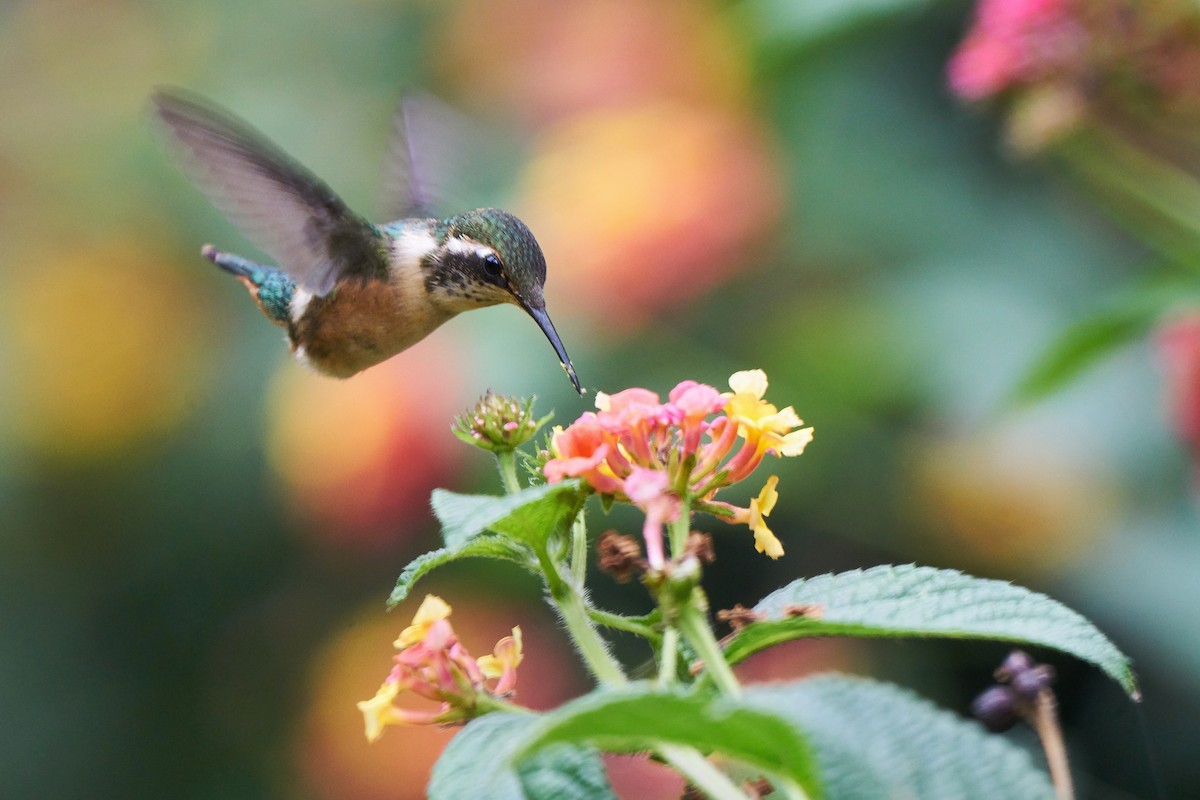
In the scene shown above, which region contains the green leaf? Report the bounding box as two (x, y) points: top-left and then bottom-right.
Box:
(517, 684), (821, 796)
(388, 535), (535, 608)
(1014, 309), (1147, 403)
(1012, 277), (1200, 402)
(725, 565), (1138, 698)
(735, 0), (936, 55)
(432, 481), (583, 550)
(1012, 277), (1200, 405)
(429, 713), (614, 800)
(743, 675), (1054, 798)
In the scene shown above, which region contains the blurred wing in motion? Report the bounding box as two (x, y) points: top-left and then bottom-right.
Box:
(151, 89), (386, 296)
(378, 93), (508, 222)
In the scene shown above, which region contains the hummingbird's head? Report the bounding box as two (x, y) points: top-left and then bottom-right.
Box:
(434, 208), (581, 393)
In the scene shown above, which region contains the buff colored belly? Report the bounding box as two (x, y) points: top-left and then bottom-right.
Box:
(290, 278), (454, 378)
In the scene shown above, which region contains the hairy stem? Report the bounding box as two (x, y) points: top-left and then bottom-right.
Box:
(659, 626), (679, 687)
(586, 607), (661, 643)
(678, 600), (741, 698)
(668, 504), (691, 559)
(539, 549), (627, 686)
(658, 744), (752, 800)
(496, 450), (522, 494)
(570, 509), (588, 587)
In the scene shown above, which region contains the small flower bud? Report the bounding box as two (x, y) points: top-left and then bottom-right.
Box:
(452, 392), (551, 453)
(971, 685), (1021, 733)
(995, 649), (1036, 683)
(1011, 663), (1056, 701)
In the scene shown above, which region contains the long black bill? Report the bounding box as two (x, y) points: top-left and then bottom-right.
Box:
(524, 304), (582, 395)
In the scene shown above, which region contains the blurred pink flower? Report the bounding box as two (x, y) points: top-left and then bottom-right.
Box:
(266, 345), (464, 547)
(516, 102), (782, 328)
(948, 0), (1081, 101)
(1158, 314), (1200, 450)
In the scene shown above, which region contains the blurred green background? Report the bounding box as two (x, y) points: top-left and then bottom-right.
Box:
(2, 0), (1197, 797)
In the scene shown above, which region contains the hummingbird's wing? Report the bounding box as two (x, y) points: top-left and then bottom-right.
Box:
(152, 89), (387, 297)
(377, 94), (513, 222)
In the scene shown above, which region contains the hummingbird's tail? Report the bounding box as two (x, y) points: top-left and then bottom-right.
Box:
(202, 245), (295, 326)
(202, 244), (267, 280)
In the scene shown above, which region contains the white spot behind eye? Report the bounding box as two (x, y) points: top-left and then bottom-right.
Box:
(393, 226), (439, 265)
(445, 237), (496, 262)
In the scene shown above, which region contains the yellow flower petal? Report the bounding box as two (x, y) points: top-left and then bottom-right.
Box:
(728, 369), (768, 399)
(752, 519), (785, 559)
(780, 428), (814, 457)
(764, 406), (802, 432)
(747, 476), (784, 558)
(394, 595), (453, 648)
(755, 475), (779, 517)
(478, 626), (524, 678)
(356, 680), (401, 742)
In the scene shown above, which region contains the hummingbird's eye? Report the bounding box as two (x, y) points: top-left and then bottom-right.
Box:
(483, 253), (503, 277)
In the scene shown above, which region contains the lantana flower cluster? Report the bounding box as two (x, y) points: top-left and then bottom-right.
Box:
(357, 595), (522, 739)
(543, 369), (812, 567)
(948, 0), (1200, 152)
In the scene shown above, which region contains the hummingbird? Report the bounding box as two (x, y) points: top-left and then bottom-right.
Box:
(150, 89), (581, 393)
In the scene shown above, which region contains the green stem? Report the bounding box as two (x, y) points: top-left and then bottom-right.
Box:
(474, 695), (536, 717)
(539, 549), (627, 686)
(496, 450), (521, 494)
(678, 600), (741, 698)
(570, 509), (588, 587)
(658, 744), (752, 800)
(659, 626), (679, 687)
(668, 502), (691, 560)
(586, 607), (662, 643)
(1063, 130), (1200, 270)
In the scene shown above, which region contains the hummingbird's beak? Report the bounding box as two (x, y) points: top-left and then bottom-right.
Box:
(524, 304), (582, 395)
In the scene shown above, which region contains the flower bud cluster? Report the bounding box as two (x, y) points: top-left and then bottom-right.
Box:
(970, 650), (1057, 733)
(452, 392), (551, 453)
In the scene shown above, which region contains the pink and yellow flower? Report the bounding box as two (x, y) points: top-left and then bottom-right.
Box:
(357, 595), (524, 740)
(542, 370), (812, 565)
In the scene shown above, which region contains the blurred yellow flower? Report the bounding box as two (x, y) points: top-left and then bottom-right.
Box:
(908, 429), (1115, 574)
(4, 243), (210, 461)
(437, 0), (749, 124)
